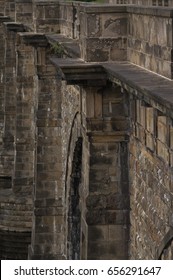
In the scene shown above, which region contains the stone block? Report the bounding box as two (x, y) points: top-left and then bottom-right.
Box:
(88, 225), (109, 241)
(157, 139), (169, 162)
(157, 116), (167, 144)
(88, 240), (128, 259)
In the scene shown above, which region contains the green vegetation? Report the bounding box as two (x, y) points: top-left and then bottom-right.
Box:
(50, 42), (66, 56)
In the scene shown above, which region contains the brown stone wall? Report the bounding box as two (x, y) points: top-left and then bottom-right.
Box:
(1, 0), (173, 261)
(59, 1), (74, 38)
(15, 0), (34, 31)
(110, 0), (171, 5)
(33, 0), (60, 33)
(4, 0), (15, 19)
(0, 17), (33, 259)
(80, 5), (127, 62)
(0, 17), (10, 175)
(127, 6), (173, 79)
(0, 1), (5, 15)
(129, 94), (173, 259)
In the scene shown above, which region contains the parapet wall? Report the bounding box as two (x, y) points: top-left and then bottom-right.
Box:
(127, 6), (173, 79)
(110, 0), (173, 6)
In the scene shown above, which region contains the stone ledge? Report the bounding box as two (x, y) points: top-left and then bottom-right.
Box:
(15, 0), (32, 3)
(80, 4), (127, 14)
(34, 0), (60, 4)
(3, 22), (25, 32)
(0, 16), (11, 23)
(103, 62), (173, 117)
(50, 57), (107, 86)
(127, 5), (173, 17)
(17, 32), (48, 47)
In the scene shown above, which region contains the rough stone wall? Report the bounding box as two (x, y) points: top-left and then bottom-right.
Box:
(0, 0), (173, 260)
(80, 5), (127, 62)
(30, 69), (64, 259)
(4, 0), (15, 18)
(129, 88), (173, 259)
(15, 0), (33, 30)
(0, 21), (34, 259)
(33, 0), (60, 33)
(109, 0), (171, 5)
(127, 6), (173, 79)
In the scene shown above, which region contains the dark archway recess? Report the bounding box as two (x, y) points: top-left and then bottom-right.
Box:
(67, 137), (83, 260)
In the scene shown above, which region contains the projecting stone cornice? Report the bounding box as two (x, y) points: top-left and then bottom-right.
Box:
(79, 4), (127, 14)
(17, 32), (48, 47)
(3, 22), (25, 33)
(50, 57), (107, 86)
(0, 16), (11, 23)
(52, 57), (173, 117)
(127, 5), (173, 18)
(103, 62), (173, 117)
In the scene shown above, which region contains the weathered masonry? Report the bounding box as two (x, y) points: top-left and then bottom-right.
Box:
(0, 0), (173, 260)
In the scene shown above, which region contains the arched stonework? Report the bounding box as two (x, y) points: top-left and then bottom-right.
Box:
(156, 228), (173, 259)
(67, 137), (83, 259)
(64, 112), (84, 259)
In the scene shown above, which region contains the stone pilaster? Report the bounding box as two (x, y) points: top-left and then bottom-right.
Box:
(4, 0), (15, 19)
(82, 84), (130, 259)
(15, 0), (34, 31)
(20, 34), (65, 260)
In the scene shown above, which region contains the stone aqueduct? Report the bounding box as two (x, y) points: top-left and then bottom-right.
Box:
(0, 0), (173, 259)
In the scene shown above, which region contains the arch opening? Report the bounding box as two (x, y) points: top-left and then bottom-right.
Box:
(67, 137), (83, 260)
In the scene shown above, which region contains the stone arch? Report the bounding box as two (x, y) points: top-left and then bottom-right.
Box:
(67, 137), (83, 259)
(64, 112), (83, 259)
(156, 228), (173, 259)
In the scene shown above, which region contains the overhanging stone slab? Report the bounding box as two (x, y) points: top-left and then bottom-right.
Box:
(0, 16), (11, 23)
(3, 22), (25, 32)
(103, 61), (173, 118)
(17, 32), (48, 47)
(50, 57), (107, 86)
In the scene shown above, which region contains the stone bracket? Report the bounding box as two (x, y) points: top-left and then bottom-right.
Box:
(50, 57), (107, 86)
(3, 22), (25, 33)
(0, 16), (11, 23)
(17, 32), (48, 47)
